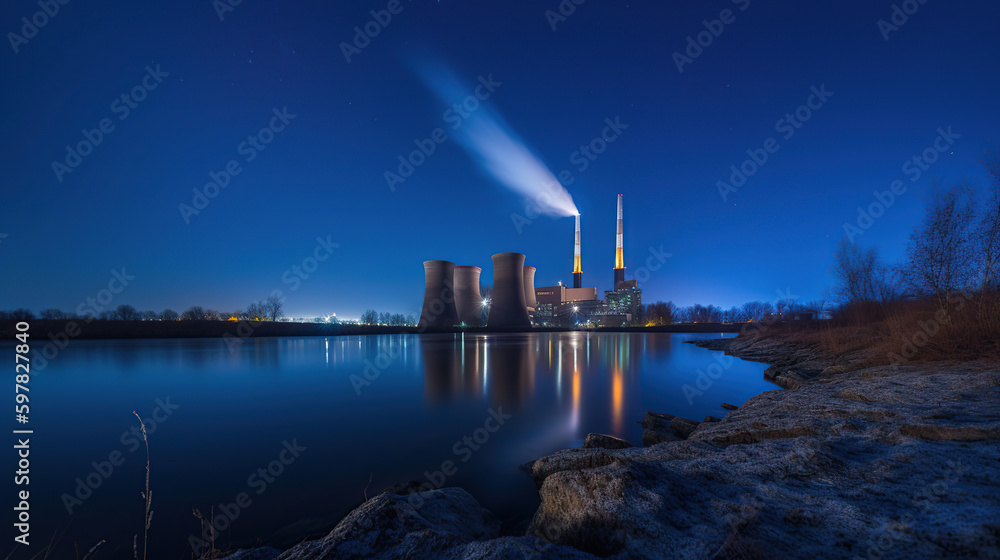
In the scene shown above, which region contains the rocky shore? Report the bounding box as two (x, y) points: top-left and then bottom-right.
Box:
(221, 334), (1000, 559)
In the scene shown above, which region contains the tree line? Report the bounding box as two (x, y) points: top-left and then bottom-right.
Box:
(1, 295), (286, 323)
(635, 298), (826, 326)
(358, 310), (417, 326)
(831, 151), (999, 321)
(825, 150), (999, 360)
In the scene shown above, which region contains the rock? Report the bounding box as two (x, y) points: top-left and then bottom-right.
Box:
(267, 487), (500, 559)
(642, 428), (681, 446)
(721, 402), (739, 411)
(525, 350), (1000, 560)
(459, 536), (599, 559)
(669, 416), (701, 439)
(529, 448), (623, 486)
(899, 423), (1000, 441)
(252, 486), (598, 559)
(582, 433), (632, 449)
(703, 415), (722, 423)
(641, 411), (675, 430)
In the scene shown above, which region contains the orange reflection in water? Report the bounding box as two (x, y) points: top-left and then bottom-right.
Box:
(571, 361), (581, 432)
(612, 363), (623, 433)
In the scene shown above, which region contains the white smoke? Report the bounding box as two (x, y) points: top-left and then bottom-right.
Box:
(415, 61), (579, 217)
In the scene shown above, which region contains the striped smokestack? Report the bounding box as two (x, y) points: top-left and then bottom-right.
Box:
(614, 194), (625, 289)
(573, 214), (582, 289)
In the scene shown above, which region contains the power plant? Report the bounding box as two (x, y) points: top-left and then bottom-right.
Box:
(534, 193), (641, 326)
(415, 194), (643, 329)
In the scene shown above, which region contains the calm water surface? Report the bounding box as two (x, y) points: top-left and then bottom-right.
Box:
(16, 332), (776, 558)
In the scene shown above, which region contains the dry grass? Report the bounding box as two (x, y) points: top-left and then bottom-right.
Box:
(803, 295), (1000, 366)
(132, 411), (152, 560)
(747, 293), (1000, 367)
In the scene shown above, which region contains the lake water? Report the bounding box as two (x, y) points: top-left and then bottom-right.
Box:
(13, 332), (775, 559)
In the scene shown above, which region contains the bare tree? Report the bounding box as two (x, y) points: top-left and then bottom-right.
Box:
(742, 300), (773, 322)
(244, 302), (265, 321)
(723, 306), (745, 322)
(644, 301), (676, 325)
(115, 304), (141, 321)
(976, 151), (1000, 293)
(160, 309), (179, 321)
(181, 306), (206, 321)
(40, 308), (66, 319)
(832, 239), (899, 305)
(8, 309), (35, 321)
(803, 299), (827, 319)
(264, 295), (284, 321)
(201, 309), (224, 321)
(905, 184), (976, 306)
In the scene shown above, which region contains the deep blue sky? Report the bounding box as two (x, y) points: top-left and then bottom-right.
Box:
(2, 0), (998, 318)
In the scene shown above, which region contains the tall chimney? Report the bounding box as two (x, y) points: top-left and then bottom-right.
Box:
(614, 194), (625, 289)
(573, 214), (582, 289)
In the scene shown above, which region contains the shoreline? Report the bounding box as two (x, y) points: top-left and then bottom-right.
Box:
(213, 331), (1000, 559)
(0, 319), (748, 345)
(0, 319), (749, 341)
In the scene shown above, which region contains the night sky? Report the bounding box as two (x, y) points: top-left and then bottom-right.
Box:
(3, 0), (998, 319)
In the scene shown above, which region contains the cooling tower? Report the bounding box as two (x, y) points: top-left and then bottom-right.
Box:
(487, 252), (532, 328)
(418, 260), (459, 329)
(573, 214), (582, 289)
(614, 194), (625, 289)
(523, 265), (537, 309)
(454, 265), (483, 326)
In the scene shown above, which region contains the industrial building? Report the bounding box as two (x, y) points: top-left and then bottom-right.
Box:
(533, 194), (641, 327)
(417, 194), (644, 329)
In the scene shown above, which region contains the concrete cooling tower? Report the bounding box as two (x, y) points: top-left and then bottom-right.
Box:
(453, 265), (483, 326)
(487, 252), (531, 328)
(418, 260), (459, 329)
(523, 265), (537, 310)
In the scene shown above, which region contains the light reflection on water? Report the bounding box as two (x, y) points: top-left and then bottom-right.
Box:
(18, 332), (774, 559)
